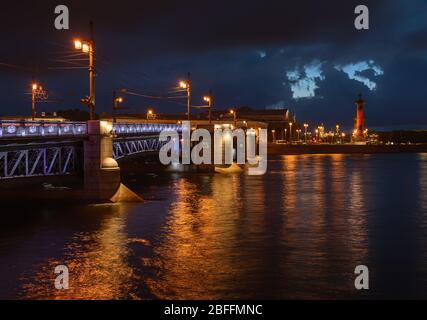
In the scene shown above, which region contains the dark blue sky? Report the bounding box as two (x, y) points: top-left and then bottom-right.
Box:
(1, 0), (426, 130)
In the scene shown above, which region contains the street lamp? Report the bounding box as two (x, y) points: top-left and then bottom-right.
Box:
(31, 83), (39, 120)
(230, 109), (237, 126)
(203, 91), (213, 124)
(303, 123), (309, 143)
(289, 122), (293, 143)
(179, 72), (191, 121)
(284, 128), (287, 142)
(112, 91), (124, 123)
(296, 129), (301, 142)
(335, 124), (340, 144)
(147, 109), (154, 120)
(31, 83), (48, 120)
(74, 23), (95, 120)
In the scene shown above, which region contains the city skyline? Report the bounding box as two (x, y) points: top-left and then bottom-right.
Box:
(0, 0), (426, 129)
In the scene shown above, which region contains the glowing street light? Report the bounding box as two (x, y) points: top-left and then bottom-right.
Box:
(30, 83), (48, 120)
(230, 109), (237, 126)
(179, 72), (191, 120)
(147, 108), (155, 120)
(73, 22), (95, 120)
(74, 40), (82, 50)
(289, 122), (293, 143)
(112, 91), (124, 123)
(31, 83), (39, 120)
(303, 123), (309, 143)
(203, 90), (213, 124)
(296, 129), (301, 142)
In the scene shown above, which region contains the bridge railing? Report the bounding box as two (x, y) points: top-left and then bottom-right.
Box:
(0, 120), (87, 139)
(112, 123), (182, 136)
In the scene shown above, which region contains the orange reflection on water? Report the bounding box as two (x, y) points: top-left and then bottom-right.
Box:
(146, 174), (264, 299)
(19, 204), (139, 300)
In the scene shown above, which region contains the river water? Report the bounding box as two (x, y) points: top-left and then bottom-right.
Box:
(1, 153), (427, 299)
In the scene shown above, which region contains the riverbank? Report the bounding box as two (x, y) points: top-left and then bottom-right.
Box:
(268, 143), (427, 155)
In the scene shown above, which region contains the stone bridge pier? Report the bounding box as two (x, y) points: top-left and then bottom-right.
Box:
(84, 120), (121, 201)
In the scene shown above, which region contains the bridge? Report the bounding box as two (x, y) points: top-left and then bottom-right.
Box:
(0, 119), (182, 200)
(0, 118), (267, 201)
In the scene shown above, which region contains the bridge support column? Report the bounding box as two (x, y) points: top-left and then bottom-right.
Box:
(84, 120), (121, 201)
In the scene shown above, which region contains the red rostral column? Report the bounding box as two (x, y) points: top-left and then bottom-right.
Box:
(354, 94), (366, 142)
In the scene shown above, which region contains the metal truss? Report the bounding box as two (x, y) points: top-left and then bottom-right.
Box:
(113, 136), (166, 159)
(0, 144), (77, 179)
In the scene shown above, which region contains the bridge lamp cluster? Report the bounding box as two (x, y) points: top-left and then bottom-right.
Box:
(74, 40), (90, 53)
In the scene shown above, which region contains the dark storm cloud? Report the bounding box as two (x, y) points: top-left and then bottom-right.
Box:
(0, 0), (389, 64)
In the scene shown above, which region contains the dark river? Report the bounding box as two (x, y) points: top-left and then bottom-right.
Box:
(1, 153), (427, 299)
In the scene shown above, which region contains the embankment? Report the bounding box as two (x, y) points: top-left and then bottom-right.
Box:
(268, 143), (427, 155)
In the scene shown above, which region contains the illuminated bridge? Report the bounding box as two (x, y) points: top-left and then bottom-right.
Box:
(0, 120), (182, 199)
(0, 118), (265, 200)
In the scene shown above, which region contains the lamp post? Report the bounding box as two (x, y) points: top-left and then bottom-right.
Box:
(179, 72), (191, 121)
(335, 124), (340, 144)
(289, 122), (293, 143)
(31, 83), (38, 120)
(296, 129), (301, 142)
(284, 128), (287, 142)
(30, 83), (48, 120)
(203, 90), (213, 124)
(112, 91), (123, 123)
(230, 109), (237, 126)
(303, 123), (309, 143)
(147, 109), (154, 120)
(74, 22), (95, 120)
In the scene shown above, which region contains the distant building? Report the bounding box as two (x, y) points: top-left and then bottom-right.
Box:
(198, 107), (291, 141)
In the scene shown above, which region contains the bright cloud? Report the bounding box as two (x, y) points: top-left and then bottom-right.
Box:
(257, 50), (267, 59)
(286, 61), (325, 99)
(334, 60), (384, 90)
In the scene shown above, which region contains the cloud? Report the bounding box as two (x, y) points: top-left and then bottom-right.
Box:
(334, 60), (384, 91)
(257, 50), (267, 59)
(286, 61), (325, 99)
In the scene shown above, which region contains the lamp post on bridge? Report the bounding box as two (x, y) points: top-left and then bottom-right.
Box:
(147, 108), (155, 120)
(203, 90), (213, 124)
(179, 72), (191, 121)
(229, 109), (237, 127)
(30, 83), (48, 120)
(74, 22), (96, 120)
(112, 91), (124, 123)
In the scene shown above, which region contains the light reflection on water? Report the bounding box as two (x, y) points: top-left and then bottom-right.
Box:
(1, 154), (427, 299)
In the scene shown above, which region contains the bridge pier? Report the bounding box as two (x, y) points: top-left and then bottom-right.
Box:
(84, 120), (121, 201)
